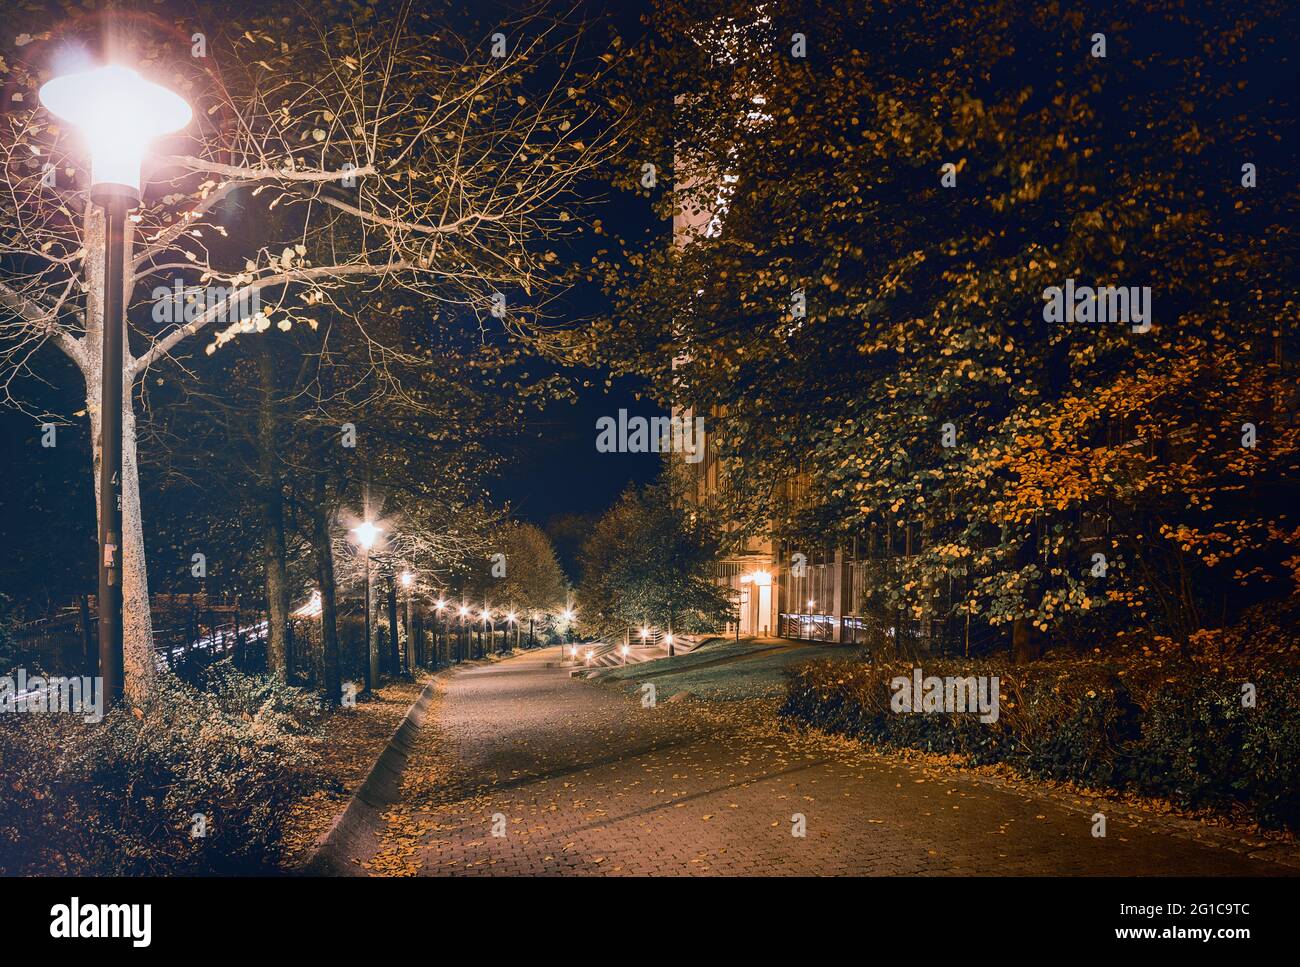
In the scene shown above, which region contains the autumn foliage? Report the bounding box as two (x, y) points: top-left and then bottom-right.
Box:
(592, 0), (1299, 657)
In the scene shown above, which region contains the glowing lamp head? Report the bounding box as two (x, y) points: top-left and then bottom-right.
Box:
(506, 612), (517, 624)
(435, 598), (447, 611)
(621, 645), (629, 655)
(458, 605), (470, 618)
(39, 64), (191, 198)
(401, 570), (413, 588)
(562, 608), (575, 622)
(664, 633), (674, 645)
(351, 521), (382, 550)
(639, 626), (650, 639)
(807, 599), (816, 609)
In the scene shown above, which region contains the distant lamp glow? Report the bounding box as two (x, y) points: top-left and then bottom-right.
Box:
(458, 605), (470, 618)
(621, 644), (629, 656)
(664, 633), (674, 645)
(293, 589), (323, 619)
(506, 612), (517, 624)
(351, 520), (382, 550)
(401, 570), (413, 588)
(639, 626), (650, 640)
(39, 64), (192, 195)
(435, 598), (447, 611)
(807, 599), (816, 609)
(561, 608), (576, 622)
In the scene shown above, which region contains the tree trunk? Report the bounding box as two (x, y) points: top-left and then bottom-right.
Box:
(89, 395), (156, 703)
(386, 578), (399, 674)
(78, 593), (95, 676)
(311, 494), (342, 705)
(1010, 521), (1045, 664)
(256, 349), (291, 679)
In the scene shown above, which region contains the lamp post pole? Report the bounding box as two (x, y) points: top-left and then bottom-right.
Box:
(40, 65), (192, 707)
(96, 186), (133, 706)
(362, 546), (372, 690)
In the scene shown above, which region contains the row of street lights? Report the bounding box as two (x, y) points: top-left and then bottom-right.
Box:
(348, 517), (578, 672)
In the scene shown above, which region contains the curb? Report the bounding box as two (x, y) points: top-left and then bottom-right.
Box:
(298, 669), (447, 876)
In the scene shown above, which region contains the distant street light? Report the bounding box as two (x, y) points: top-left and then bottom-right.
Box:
(350, 521), (382, 689)
(621, 644), (629, 665)
(561, 607), (575, 657)
(39, 64), (191, 705)
(434, 597), (447, 665)
(397, 569), (413, 670)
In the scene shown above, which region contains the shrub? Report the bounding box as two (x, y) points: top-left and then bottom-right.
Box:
(780, 657), (1300, 830)
(0, 664), (324, 875)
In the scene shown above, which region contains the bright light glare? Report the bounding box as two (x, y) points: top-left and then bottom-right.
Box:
(435, 598), (447, 611)
(351, 521), (382, 550)
(293, 590), (322, 619)
(401, 570), (413, 587)
(39, 64), (191, 192)
(458, 605), (470, 618)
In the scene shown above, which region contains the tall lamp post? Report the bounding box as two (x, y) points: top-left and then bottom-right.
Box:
(457, 604), (470, 662)
(39, 65), (191, 705)
(401, 570), (414, 673)
(434, 597), (447, 665)
(350, 521), (382, 690)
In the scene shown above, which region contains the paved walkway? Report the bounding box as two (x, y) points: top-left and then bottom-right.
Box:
(362, 648), (1291, 876)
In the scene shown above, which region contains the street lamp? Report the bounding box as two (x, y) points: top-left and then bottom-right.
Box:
(39, 64), (191, 705)
(434, 597), (447, 665)
(561, 607), (576, 658)
(350, 521), (382, 689)
(621, 644), (629, 665)
(400, 570), (414, 672)
(457, 604), (470, 662)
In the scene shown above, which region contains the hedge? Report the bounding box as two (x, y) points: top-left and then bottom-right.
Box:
(779, 657), (1300, 830)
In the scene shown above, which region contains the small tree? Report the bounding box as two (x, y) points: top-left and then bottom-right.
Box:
(576, 473), (732, 640)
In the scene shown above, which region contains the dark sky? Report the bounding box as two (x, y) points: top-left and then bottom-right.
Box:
(485, 372), (665, 525)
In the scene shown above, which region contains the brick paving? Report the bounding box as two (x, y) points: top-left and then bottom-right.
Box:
(362, 648), (1291, 876)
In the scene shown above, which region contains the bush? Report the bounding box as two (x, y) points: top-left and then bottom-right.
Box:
(779, 657), (1300, 830)
(0, 663), (324, 875)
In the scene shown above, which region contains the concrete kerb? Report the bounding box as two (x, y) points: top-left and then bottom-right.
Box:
(299, 669), (448, 876)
